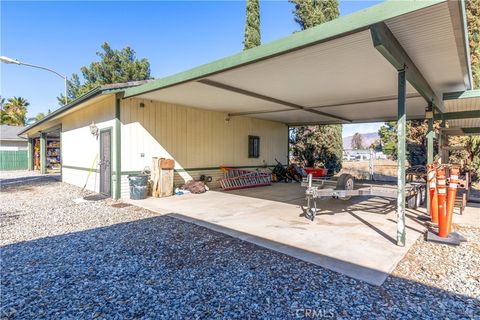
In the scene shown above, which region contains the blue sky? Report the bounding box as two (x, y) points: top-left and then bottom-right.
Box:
(1, 0), (383, 136)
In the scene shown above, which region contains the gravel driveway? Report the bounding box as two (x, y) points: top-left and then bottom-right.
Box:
(1, 172), (479, 319)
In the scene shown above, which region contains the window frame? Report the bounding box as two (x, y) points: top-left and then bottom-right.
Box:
(248, 135), (260, 158)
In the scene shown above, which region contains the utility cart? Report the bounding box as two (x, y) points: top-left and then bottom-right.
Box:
(302, 173), (426, 221)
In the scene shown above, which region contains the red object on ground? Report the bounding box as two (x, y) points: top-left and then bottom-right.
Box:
(304, 167), (328, 177)
(426, 164), (439, 223)
(446, 166), (460, 234)
(436, 166), (448, 238)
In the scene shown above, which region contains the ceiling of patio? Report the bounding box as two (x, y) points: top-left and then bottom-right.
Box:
(135, 1), (470, 125)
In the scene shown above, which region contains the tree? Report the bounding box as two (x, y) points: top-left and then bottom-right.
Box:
(466, 0), (479, 88)
(289, 0), (342, 174)
(289, 0), (339, 30)
(243, 0), (261, 50)
(1, 97), (29, 126)
(291, 125), (343, 174)
(57, 42), (151, 105)
(27, 112), (46, 125)
(378, 120), (441, 165)
(447, 3), (480, 181)
(351, 132), (363, 150)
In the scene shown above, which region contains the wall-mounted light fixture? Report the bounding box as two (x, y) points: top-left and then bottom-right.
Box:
(140, 102), (145, 108)
(89, 121), (99, 138)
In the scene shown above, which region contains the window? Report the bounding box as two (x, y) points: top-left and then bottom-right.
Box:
(248, 135), (260, 158)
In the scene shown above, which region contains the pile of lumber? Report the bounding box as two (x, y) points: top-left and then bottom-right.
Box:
(151, 157), (175, 197)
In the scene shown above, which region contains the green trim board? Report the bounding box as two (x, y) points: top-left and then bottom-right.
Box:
(120, 165), (281, 176)
(124, 0), (444, 99)
(462, 128), (480, 135)
(62, 165), (100, 173)
(114, 96), (122, 199)
(370, 22), (443, 112)
(434, 110), (480, 120)
(443, 89), (480, 100)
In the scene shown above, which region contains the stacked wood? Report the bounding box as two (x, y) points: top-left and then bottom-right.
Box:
(152, 157), (175, 197)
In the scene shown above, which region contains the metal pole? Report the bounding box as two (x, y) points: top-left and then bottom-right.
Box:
(397, 69), (406, 247)
(426, 117), (434, 215)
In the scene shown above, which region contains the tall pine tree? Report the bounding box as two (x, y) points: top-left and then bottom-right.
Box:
(466, 0), (479, 88)
(243, 0), (261, 50)
(289, 0), (342, 174)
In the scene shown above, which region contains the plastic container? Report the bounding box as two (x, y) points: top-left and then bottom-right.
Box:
(128, 174), (149, 200)
(304, 167), (328, 177)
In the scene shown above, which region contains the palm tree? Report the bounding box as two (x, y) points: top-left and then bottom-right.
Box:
(1, 97), (29, 126)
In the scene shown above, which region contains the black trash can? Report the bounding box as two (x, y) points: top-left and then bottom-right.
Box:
(128, 174), (148, 200)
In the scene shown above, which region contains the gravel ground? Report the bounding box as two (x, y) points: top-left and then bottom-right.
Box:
(1, 172), (479, 319)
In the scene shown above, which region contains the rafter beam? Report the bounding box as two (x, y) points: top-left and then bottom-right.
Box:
(197, 79), (352, 123)
(434, 110), (480, 120)
(370, 22), (444, 113)
(229, 93), (423, 117)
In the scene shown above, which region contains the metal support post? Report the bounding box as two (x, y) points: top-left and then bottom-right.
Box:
(40, 132), (46, 174)
(426, 117), (434, 215)
(397, 69), (406, 247)
(27, 138), (33, 171)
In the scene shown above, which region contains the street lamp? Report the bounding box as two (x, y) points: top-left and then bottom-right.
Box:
(0, 56), (68, 105)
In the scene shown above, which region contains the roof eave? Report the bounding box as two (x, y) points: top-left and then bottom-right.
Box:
(123, 0), (445, 99)
(18, 87), (104, 136)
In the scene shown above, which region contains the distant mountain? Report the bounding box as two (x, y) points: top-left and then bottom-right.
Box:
(343, 132), (380, 150)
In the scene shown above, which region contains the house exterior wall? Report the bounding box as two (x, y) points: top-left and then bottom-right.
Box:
(0, 140), (28, 151)
(61, 95), (117, 194)
(120, 98), (288, 198)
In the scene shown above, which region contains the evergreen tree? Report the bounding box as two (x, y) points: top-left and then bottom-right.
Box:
(289, 0), (342, 174)
(289, 0), (339, 30)
(57, 42), (151, 105)
(351, 132), (363, 150)
(243, 0), (261, 50)
(292, 124), (343, 173)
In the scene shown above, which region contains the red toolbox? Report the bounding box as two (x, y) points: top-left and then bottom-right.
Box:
(304, 167), (328, 177)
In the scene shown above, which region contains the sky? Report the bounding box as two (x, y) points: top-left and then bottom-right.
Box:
(1, 0), (383, 136)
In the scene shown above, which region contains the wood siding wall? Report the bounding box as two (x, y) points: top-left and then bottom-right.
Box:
(61, 95), (116, 193)
(120, 98), (288, 197)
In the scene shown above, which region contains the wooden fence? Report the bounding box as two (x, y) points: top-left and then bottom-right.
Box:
(0, 150), (28, 170)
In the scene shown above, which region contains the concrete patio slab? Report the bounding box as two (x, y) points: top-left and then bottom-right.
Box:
(128, 183), (425, 285)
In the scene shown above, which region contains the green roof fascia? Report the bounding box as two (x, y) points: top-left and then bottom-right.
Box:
(443, 89), (480, 100)
(124, 0), (444, 98)
(434, 110), (480, 120)
(18, 87), (104, 136)
(462, 128), (480, 135)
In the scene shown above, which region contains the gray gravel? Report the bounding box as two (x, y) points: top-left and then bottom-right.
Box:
(1, 173), (479, 319)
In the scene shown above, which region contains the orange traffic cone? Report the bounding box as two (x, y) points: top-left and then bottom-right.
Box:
(437, 166), (448, 238)
(446, 166), (460, 234)
(426, 164), (438, 223)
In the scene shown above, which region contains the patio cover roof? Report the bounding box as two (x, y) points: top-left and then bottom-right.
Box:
(124, 0), (472, 126)
(440, 89), (480, 135)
